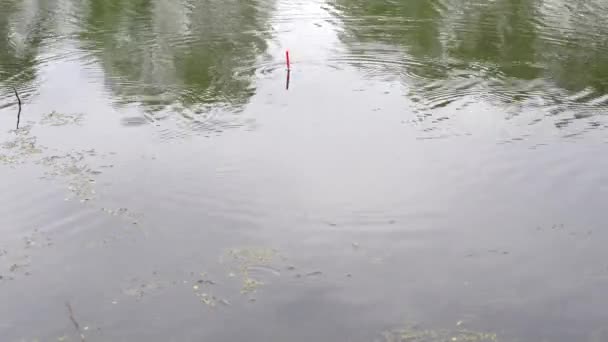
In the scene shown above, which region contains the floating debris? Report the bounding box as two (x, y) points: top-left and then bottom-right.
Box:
(199, 293), (216, 307)
(40, 111), (84, 127)
(193, 290), (222, 308)
(225, 247), (279, 294)
(0, 120), (127, 213)
(305, 271), (323, 277)
(241, 277), (263, 294)
(227, 247), (277, 265)
(380, 324), (498, 342)
(100, 207), (142, 224)
(122, 278), (164, 300)
(65, 301), (86, 342)
(23, 229), (53, 249)
(38, 150), (104, 201)
(0, 126), (43, 165)
(13, 87), (22, 129)
(190, 277), (227, 308)
(197, 279), (216, 285)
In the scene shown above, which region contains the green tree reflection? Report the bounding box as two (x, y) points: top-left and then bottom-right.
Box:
(332, 0), (608, 105)
(77, 0), (273, 115)
(0, 0), (56, 93)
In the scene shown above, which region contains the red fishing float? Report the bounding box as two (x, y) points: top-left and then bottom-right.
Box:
(286, 50), (291, 70)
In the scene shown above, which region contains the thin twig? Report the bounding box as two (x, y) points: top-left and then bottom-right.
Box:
(65, 301), (86, 342)
(12, 87), (21, 130)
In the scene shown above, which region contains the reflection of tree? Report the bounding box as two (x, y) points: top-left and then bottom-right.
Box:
(77, 0), (272, 115)
(333, 0), (446, 80)
(540, 0), (608, 94)
(332, 0), (608, 107)
(0, 0), (54, 91)
(445, 0), (540, 80)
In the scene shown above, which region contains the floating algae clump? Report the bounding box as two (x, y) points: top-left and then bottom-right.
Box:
(40, 111), (84, 126)
(380, 324), (498, 342)
(38, 150), (101, 201)
(227, 247), (277, 265)
(225, 247), (278, 294)
(0, 127), (43, 165)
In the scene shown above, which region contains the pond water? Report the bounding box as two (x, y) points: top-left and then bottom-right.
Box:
(1, 0), (608, 341)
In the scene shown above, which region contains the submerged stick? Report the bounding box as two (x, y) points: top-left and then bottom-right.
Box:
(65, 301), (86, 342)
(285, 50), (291, 90)
(12, 87), (21, 130)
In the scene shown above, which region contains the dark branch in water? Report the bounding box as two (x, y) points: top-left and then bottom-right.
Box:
(65, 301), (86, 342)
(12, 87), (21, 130)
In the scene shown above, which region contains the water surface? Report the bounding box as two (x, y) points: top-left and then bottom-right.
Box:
(1, 0), (608, 341)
